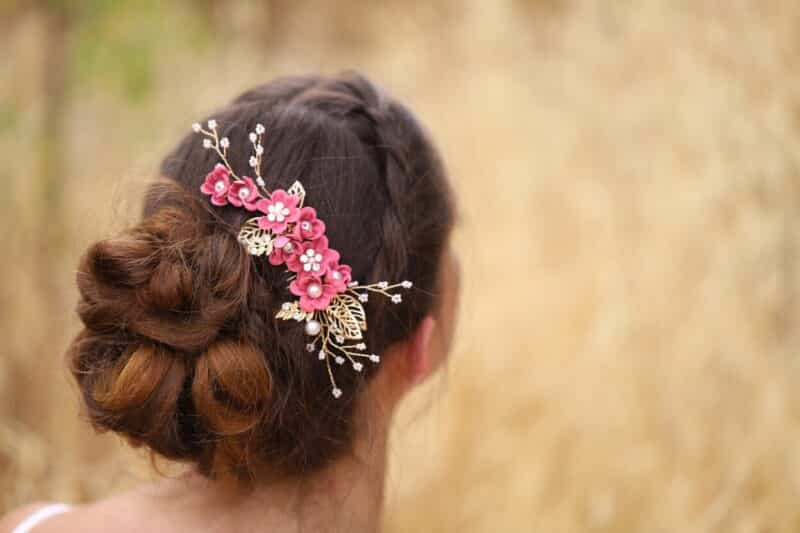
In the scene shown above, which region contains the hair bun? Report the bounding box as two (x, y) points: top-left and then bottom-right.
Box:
(69, 191), (275, 472)
(191, 339), (272, 477)
(75, 200), (248, 354)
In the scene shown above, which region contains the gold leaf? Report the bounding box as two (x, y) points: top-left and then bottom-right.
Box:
(238, 217), (273, 256)
(275, 301), (311, 321)
(325, 294), (367, 340)
(287, 181), (306, 208)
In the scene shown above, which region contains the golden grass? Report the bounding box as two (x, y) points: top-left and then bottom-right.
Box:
(3, 1), (800, 531)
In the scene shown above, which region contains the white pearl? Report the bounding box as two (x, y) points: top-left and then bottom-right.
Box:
(332, 271), (341, 280)
(305, 320), (321, 336)
(307, 283), (322, 299)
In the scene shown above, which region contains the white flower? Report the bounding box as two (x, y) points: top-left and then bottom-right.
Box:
(298, 248), (324, 272)
(207, 119), (217, 129)
(378, 281), (389, 289)
(249, 156), (258, 168)
(306, 343), (315, 352)
(249, 132), (257, 143)
(401, 280), (413, 288)
(332, 387), (342, 399)
(191, 122), (201, 132)
(220, 137), (230, 148)
(318, 350), (326, 360)
(356, 343), (366, 351)
(281, 302), (291, 311)
(335, 335), (345, 344)
(256, 177), (265, 187)
(202, 139), (212, 149)
(391, 294), (402, 304)
(255, 144), (264, 155)
(255, 123), (265, 134)
(335, 356), (345, 365)
(358, 293), (369, 303)
(353, 362), (363, 372)
(369, 354), (380, 363)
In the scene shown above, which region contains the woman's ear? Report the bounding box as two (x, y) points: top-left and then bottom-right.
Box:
(404, 315), (437, 386)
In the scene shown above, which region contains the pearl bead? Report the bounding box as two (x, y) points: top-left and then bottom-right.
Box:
(332, 271), (341, 280)
(305, 320), (321, 336)
(307, 283), (322, 299)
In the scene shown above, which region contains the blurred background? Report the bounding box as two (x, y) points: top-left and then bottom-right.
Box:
(3, 0), (800, 531)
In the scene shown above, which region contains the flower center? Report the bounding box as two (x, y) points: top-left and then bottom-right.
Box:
(301, 221), (311, 231)
(267, 201), (290, 222)
(307, 282), (322, 299)
(214, 181), (225, 193)
(299, 248), (324, 272)
(238, 187), (249, 199)
(332, 271), (341, 280)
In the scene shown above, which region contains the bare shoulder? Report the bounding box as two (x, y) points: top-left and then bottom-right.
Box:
(36, 487), (157, 533)
(0, 484), (163, 533)
(0, 502), (73, 533)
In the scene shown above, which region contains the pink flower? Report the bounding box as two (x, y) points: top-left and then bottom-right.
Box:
(200, 164), (231, 206)
(268, 235), (300, 266)
(228, 176), (260, 211)
(256, 189), (301, 233)
(290, 272), (338, 312)
(325, 262), (352, 292)
(285, 236), (339, 276)
(291, 207), (326, 241)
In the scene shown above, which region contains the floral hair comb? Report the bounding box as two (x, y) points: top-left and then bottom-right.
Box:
(192, 120), (412, 398)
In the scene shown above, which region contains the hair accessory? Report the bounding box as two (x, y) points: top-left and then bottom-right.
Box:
(193, 120), (412, 398)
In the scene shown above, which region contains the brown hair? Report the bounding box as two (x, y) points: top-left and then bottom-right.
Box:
(68, 73), (455, 481)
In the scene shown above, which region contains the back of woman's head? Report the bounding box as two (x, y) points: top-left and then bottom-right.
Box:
(68, 73), (455, 481)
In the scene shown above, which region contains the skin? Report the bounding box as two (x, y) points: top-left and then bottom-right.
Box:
(0, 246), (461, 533)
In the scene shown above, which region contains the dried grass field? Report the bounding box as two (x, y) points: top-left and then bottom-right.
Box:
(3, 1), (800, 531)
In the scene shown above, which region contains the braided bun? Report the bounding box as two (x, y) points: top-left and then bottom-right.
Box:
(68, 72), (455, 482)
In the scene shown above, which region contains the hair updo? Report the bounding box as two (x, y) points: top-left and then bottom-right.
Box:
(67, 73), (455, 481)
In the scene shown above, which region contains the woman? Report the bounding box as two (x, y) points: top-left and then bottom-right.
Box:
(1, 73), (459, 532)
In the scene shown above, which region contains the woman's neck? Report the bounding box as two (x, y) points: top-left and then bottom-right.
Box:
(150, 401), (394, 533)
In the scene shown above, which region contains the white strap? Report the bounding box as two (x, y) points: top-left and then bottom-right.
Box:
(12, 503), (72, 533)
